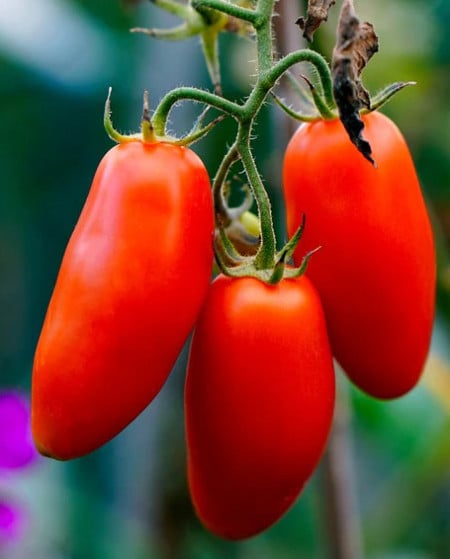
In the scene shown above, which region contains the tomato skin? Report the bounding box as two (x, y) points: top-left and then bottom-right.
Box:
(185, 274), (335, 540)
(32, 141), (214, 460)
(283, 111), (436, 399)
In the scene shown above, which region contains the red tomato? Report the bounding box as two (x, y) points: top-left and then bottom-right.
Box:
(32, 141), (214, 460)
(283, 111), (436, 399)
(185, 274), (335, 540)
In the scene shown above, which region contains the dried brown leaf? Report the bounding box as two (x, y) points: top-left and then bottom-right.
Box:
(332, 0), (379, 164)
(296, 0), (336, 42)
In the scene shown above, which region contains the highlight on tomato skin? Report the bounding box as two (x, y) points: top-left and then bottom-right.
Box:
(31, 140), (214, 461)
(283, 110), (436, 400)
(185, 274), (335, 540)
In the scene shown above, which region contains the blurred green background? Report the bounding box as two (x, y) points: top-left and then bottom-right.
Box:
(0, 0), (449, 557)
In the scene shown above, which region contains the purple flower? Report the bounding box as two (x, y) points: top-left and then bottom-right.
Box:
(0, 390), (38, 545)
(0, 501), (25, 544)
(0, 391), (37, 470)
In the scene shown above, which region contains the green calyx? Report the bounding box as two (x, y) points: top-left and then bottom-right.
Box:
(361, 81), (416, 114)
(104, 88), (157, 145)
(104, 88), (224, 147)
(271, 67), (416, 125)
(214, 212), (319, 285)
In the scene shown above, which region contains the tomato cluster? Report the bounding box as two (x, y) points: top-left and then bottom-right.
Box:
(31, 109), (435, 541)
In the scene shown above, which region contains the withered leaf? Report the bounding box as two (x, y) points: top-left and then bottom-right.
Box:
(296, 0), (336, 42)
(332, 0), (379, 164)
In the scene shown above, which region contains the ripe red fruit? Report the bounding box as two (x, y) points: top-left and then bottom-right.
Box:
(32, 140), (214, 460)
(283, 111), (436, 399)
(185, 274), (335, 539)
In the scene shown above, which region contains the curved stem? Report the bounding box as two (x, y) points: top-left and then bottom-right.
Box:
(238, 131), (276, 270)
(152, 87), (243, 137)
(240, 48), (333, 127)
(191, 0), (259, 26)
(212, 143), (240, 225)
(264, 49), (334, 109)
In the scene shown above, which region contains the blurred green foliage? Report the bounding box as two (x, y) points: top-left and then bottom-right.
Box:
(0, 0), (449, 558)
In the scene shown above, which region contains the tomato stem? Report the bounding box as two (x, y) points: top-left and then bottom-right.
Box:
(212, 143), (240, 228)
(141, 90), (157, 144)
(152, 88), (243, 137)
(132, 0), (338, 281)
(238, 136), (276, 271)
(133, 0), (413, 281)
(263, 49), (335, 110)
(134, 0), (247, 96)
(171, 0), (330, 280)
(191, 0), (259, 26)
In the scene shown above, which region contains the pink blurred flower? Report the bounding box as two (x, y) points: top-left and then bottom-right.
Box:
(0, 501), (24, 544)
(0, 390), (38, 545)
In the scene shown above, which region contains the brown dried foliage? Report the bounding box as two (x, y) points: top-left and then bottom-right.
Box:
(331, 0), (379, 164)
(296, 0), (336, 42)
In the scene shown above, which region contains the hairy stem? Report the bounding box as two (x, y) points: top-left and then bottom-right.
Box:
(265, 49), (334, 108)
(238, 131), (276, 270)
(191, 0), (259, 25)
(213, 143), (240, 225)
(152, 87), (243, 136)
(150, 0), (333, 280)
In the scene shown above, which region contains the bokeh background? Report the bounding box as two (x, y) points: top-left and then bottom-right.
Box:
(1, 0), (449, 557)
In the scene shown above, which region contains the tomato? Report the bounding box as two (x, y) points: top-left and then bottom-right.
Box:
(283, 111), (436, 399)
(32, 141), (214, 460)
(185, 274), (335, 540)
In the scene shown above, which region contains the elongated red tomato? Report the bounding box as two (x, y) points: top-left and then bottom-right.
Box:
(32, 141), (214, 460)
(185, 274), (335, 540)
(283, 111), (436, 399)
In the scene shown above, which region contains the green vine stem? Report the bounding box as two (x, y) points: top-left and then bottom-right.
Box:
(152, 47), (336, 137)
(238, 131), (276, 270)
(212, 143), (240, 226)
(262, 49), (335, 109)
(191, 0), (260, 26)
(133, 0), (230, 95)
(149, 0), (336, 281)
(133, 0), (411, 281)
(152, 87), (243, 136)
